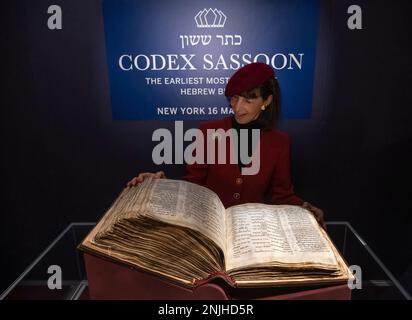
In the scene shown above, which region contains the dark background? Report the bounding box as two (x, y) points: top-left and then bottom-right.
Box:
(1, 0), (411, 295)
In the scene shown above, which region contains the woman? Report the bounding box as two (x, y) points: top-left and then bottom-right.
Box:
(127, 62), (325, 228)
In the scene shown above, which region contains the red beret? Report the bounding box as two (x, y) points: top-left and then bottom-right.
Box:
(225, 62), (275, 97)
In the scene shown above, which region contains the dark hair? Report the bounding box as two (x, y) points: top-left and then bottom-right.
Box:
(238, 77), (280, 130)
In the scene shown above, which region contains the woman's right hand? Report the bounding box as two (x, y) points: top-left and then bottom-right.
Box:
(126, 171), (166, 187)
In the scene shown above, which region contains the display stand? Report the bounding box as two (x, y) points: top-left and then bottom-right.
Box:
(84, 252), (351, 300)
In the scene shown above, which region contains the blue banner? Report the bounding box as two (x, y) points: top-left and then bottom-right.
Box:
(102, 0), (319, 120)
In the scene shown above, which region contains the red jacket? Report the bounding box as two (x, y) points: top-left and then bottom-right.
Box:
(182, 117), (304, 208)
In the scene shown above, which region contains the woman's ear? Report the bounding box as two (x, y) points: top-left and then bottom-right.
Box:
(264, 94), (273, 107)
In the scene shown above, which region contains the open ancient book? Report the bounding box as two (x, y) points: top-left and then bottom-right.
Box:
(79, 178), (353, 288)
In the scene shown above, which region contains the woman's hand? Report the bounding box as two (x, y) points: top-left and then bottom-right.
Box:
(302, 202), (326, 229)
(126, 171), (166, 187)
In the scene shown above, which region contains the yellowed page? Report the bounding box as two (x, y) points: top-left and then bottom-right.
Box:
(132, 178), (227, 252)
(225, 204), (338, 271)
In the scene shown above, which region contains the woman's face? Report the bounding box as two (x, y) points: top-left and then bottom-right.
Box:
(230, 89), (273, 124)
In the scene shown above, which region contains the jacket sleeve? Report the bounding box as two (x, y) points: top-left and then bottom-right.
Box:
(182, 124), (209, 186)
(270, 135), (304, 206)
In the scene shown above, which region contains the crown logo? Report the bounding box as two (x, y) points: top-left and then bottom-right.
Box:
(194, 8), (227, 28)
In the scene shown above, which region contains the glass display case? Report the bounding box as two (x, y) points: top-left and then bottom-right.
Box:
(1, 222), (410, 300)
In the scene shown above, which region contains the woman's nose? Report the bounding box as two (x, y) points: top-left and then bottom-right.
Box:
(232, 96), (243, 111)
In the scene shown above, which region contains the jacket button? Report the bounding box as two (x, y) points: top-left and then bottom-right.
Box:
(235, 178), (243, 185)
(233, 193), (240, 200)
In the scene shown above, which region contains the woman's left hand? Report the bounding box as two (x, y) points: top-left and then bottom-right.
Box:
(302, 202), (326, 230)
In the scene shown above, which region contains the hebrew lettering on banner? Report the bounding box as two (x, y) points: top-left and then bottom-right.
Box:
(103, 0), (319, 120)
